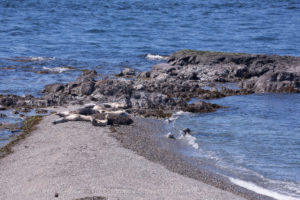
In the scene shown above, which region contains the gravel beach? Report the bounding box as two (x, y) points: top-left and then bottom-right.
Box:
(0, 108), (245, 200)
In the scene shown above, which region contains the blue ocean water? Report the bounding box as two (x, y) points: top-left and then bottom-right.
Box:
(0, 0), (300, 199)
(172, 94), (300, 199)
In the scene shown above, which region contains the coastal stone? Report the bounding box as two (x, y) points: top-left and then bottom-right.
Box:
(167, 50), (300, 93)
(19, 107), (31, 113)
(42, 83), (64, 94)
(79, 81), (95, 96)
(184, 101), (221, 113)
(138, 71), (151, 79)
(4, 51), (298, 123)
(0, 113), (7, 118)
(0, 97), (14, 107)
(116, 67), (136, 77)
(76, 70), (97, 83)
(35, 109), (48, 114)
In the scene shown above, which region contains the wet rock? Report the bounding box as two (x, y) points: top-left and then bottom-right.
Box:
(0, 113), (7, 118)
(42, 83), (64, 94)
(240, 71), (300, 93)
(167, 50), (300, 93)
(184, 101), (221, 113)
(35, 109), (48, 114)
(79, 81), (95, 96)
(12, 110), (19, 115)
(138, 71), (151, 79)
(76, 70), (97, 83)
(130, 91), (173, 110)
(94, 79), (133, 97)
(0, 96), (15, 106)
(19, 107), (31, 113)
(139, 109), (172, 118)
(152, 63), (176, 74)
(116, 67), (136, 77)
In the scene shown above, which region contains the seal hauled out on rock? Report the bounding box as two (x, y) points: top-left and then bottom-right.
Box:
(52, 103), (133, 126)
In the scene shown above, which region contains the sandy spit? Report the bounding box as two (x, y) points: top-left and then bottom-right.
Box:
(0, 110), (244, 200)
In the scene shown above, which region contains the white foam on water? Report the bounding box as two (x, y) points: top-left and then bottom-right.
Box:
(145, 54), (168, 60)
(8, 56), (56, 62)
(229, 177), (300, 200)
(165, 111), (191, 123)
(42, 67), (73, 73)
(173, 111), (190, 116)
(29, 56), (55, 61)
(178, 134), (199, 149)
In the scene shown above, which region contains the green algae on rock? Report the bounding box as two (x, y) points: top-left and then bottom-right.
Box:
(0, 116), (43, 159)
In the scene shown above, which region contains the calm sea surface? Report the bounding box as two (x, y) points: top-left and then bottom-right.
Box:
(0, 0), (299, 199)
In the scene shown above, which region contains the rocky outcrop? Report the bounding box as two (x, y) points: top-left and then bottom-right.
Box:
(166, 50), (300, 93)
(2, 50), (298, 120)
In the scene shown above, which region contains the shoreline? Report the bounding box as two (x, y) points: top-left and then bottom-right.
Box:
(113, 117), (275, 200)
(1, 50), (299, 199)
(0, 108), (246, 200)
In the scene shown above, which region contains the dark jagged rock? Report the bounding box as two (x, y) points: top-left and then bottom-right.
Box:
(79, 81), (95, 96)
(184, 101), (222, 113)
(76, 70), (97, 83)
(5, 50), (298, 121)
(167, 50), (300, 93)
(35, 109), (48, 114)
(42, 83), (64, 94)
(1, 96), (15, 107)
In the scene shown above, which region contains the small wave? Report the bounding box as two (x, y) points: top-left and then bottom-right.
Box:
(229, 178), (300, 200)
(165, 111), (191, 123)
(178, 134), (199, 149)
(173, 111), (190, 116)
(86, 29), (106, 33)
(8, 57), (55, 62)
(145, 54), (168, 61)
(41, 67), (74, 73)
(253, 36), (276, 41)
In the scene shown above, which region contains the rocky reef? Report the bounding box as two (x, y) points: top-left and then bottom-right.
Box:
(1, 50), (299, 120)
(166, 50), (300, 93)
